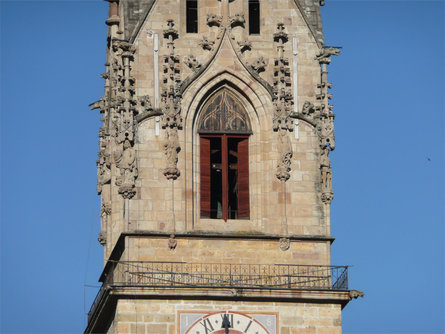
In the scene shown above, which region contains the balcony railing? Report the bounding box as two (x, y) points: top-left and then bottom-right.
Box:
(88, 261), (348, 322)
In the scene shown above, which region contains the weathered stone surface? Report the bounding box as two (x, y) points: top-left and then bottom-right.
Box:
(86, 1), (356, 333)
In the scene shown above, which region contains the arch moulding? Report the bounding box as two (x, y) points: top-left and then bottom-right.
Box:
(181, 70), (274, 232)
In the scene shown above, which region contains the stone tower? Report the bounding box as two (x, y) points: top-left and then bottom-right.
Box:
(86, 1), (362, 333)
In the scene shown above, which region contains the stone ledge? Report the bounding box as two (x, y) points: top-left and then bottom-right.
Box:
(122, 230), (335, 242)
(85, 285), (352, 333)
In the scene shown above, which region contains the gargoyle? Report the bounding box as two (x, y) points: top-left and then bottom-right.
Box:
(349, 290), (365, 299)
(315, 46), (340, 64)
(90, 98), (106, 111)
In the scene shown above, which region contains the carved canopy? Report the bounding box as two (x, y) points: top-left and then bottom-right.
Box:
(198, 89), (252, 134)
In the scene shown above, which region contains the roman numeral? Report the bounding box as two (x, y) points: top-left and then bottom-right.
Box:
(200, 318), (214, 334)
(220, 313), (233, 328)
(244, 320), (253, 332)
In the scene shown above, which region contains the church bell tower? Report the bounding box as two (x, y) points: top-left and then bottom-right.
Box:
(86, 0), (362, 333)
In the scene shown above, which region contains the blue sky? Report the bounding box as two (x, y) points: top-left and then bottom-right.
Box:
(1, 1), (444, 333)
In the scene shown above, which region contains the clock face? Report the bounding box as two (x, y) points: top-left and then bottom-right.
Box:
(180, 311), (276, 334)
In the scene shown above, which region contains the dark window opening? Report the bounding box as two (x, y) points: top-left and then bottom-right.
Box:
(186, 0), (198, 33)
(200, 135), (249, 220)
(248, 0), (260, 35)
(199, 88), (251, 221)
(210, 137), (222, 219)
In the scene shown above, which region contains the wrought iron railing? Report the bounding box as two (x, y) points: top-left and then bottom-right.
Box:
(88, 261), (348, 322)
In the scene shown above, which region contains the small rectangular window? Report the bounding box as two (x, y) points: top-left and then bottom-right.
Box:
(186, 0), (198, 33)
(248, 0), (260, 35)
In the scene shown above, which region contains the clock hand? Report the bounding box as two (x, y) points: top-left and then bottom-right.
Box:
(221, 314), (231, 334)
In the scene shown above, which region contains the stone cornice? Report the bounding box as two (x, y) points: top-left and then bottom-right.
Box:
(85, 285), (353, 333)
(122, 230), (335, 242)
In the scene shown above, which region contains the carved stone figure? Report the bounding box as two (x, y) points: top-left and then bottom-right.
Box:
(184, 55), (201, 71)
(207, 14), (222, 27)
(302, 101), (315, 116)
(320, 146), (332, 191)
(273, 101), (292, 131)
(229, 13), (245, 27)
(349, 290), (365, 299)
(279, 238), (291, 251)
(199, 37), (215, 51)
(276, 128), (293, 182)
(97, 140), (111, 194)
(250, 57), (266, 73)
(115, 139), (138, 198)
(168, 234), (177, 249)
(237, 40), (252, 53)
(138, 95), (153, 112)
(97, 232), (107, 246)
(321, 191), (333, 204)
(318, 115), (335, 150)
(98, 202), (111, 246)
(315, 46), (340, 64)
(163, 127), (181, 180)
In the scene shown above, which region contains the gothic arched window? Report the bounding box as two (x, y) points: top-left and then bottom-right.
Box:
(198, 89), (251, 221)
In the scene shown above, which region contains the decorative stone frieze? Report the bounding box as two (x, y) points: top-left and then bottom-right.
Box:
(161, 20), (183, 180)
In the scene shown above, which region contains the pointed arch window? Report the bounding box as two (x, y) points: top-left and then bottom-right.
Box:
(198, 89), (251, 221)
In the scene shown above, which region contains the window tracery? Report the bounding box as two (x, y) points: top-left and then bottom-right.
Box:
(198, 89), (251, 220)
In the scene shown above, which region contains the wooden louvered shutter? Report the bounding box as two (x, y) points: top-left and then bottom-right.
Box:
(200, 137), (211, 218)
(237, 138), (250, 219)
